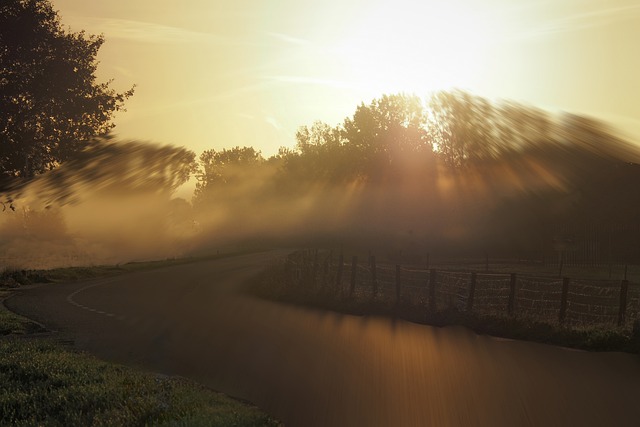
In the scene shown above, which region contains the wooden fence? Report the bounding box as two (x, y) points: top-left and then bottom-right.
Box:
(283, 250), (640, 330)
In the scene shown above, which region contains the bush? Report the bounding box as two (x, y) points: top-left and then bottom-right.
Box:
(0, 268), (31, 288)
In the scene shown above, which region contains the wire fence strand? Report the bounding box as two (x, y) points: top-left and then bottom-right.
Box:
(282, 250), (640, 331)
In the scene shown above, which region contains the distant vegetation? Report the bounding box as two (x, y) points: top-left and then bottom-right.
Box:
(190, 92), (640, 262)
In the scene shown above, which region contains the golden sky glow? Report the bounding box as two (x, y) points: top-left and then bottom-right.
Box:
(54, 0), (640, 156)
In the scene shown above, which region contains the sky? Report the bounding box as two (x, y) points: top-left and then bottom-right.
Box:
(53, 0), (640, 158)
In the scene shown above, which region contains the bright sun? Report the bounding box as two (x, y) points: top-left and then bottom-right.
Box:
(331, 1), (493, 97)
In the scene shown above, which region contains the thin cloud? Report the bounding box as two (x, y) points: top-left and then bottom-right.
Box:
(118, 82), (272, 120)
(265, 32), (310, 46)
(265, 75), (358, 90)
(110, 65), (134, 79)
(265, 116), (282, 131)
(81, 17), (245, 45)
(518, 4), (640, 40)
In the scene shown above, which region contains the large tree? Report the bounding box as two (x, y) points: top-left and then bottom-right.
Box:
(428, 90), (498, 167)
(288, 121), (349, 183)
(342, 94), (433, 179)
(0, 0), (134, 184)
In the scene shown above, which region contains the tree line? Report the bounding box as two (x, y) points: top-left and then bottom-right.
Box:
(192, 91), (639, 206)
(189, 92), (640, 258)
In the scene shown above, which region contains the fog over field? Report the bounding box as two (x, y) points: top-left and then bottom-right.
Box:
(3, 99), (640, 270)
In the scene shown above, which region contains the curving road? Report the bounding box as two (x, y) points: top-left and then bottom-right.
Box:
(6, 251), (640, 426)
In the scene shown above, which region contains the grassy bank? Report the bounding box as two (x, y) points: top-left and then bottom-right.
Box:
(0, 338), (280, 426)
(0, 249), (260, 287)
(0, 253), (281, 427)
(249, 261), (640, 354)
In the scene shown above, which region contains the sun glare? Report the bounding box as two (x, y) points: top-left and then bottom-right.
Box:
(332, 1), (493, 97)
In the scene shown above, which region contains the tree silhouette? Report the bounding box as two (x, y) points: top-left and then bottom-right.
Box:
(193, 146), (264, 205)
(278, 121), (349, 183)
(0, 0), (134, 186)
(274, 95), (436, 187)
(342, 94), (433, 179)
(17, 139), (196, 208)
(184, 89), (640, 259)
(428, 90), (500, 167)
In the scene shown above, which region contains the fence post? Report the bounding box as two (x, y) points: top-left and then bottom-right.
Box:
(295, 254), (302, 286)
(558, 252), (564, 278)
(395, 265), (401, 304)
(336, 252), (344, 293)
(312, 249), (318, 288)
(618, 279), (629, 327)
(370, 255), (378, 296)
(285, 256), (292, 287)
(349, 256), (358, 298)
(428, 269), (437, 311)
(322, 253), (329, 288)
(303, 249), (310, 285)
(508, 273), (517, 316)
(426, 253), (430, 270)
(559, 277), (570, 325)
(467, 272), (477, 312)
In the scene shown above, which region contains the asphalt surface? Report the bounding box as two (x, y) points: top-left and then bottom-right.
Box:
(6, 250), (640, 426)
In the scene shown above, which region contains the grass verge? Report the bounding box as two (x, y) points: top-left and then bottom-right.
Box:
(0, 338), (280, 426)
(0, 249), (261, 287)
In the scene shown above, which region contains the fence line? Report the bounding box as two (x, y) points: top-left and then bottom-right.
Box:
(282, 250), (640, 330)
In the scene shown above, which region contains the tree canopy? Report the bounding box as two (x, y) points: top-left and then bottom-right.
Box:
(343, 93), (433, 177)
(193, 146), (264, 205)
(191, 90), (640, 253)
(0, 0), (134, 184)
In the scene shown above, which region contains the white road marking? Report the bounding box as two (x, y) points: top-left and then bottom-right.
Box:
(65, 277), (124, 320)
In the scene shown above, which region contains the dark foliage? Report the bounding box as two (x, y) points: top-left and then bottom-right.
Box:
(0, 0), (134, 185)
(194, 90), (640, 260)
(17, 139), (197, 207)
(193, 146), (264, 205)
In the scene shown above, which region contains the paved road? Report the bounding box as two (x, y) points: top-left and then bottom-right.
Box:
(6, 251), (640, 426)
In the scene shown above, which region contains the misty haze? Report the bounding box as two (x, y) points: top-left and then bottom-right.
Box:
(2, 1), (640, 426)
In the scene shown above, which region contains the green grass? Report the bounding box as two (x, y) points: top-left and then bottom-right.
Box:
(0, 309), (43, 336)
(0, 339), (280, 426)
